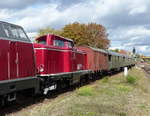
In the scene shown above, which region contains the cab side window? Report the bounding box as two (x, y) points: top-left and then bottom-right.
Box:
(37, 38), (46, 45)
(53, 39), (64, 47)
(66, 41), (73, 48)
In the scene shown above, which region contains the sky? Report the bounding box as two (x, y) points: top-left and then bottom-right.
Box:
(0, 0), (150, 55)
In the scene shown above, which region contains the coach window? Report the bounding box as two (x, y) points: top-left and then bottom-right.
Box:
(108, 55), (111, 62)
(53, 39), (64, 47)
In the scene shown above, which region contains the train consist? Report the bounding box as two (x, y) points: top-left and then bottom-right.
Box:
(0, 21), (135, 105)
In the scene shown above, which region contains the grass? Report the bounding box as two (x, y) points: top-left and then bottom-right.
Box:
(8, 67), (150, 116)
(77, 86), (96, 96)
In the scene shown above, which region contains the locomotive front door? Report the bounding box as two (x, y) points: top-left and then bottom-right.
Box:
(9, 41), (18, 79)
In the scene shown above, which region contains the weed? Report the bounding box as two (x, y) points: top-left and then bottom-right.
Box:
(126, 75), (137, 84)
(102, 76), (109, 83)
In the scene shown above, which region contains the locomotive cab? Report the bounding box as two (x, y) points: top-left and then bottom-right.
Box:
(0, 21), (39, 104)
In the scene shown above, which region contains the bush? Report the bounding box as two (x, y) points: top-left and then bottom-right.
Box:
(126, 75), (137, 84)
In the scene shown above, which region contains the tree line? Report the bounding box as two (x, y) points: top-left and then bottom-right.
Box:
(37, 22), (110, 49)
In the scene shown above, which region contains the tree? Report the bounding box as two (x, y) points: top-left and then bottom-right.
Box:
(85, 23), (109, 49)
(37, 22), (110, 49)
(37, 27), (62, 37)
(60, 22), (88, 45)
(61, 22), (110, 49)
(111, 49), (119, 53)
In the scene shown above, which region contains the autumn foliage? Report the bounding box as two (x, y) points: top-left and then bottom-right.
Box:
(38, 22), (110, 49)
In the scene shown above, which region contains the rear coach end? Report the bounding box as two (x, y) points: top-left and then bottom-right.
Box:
(0, 21), (39, 104)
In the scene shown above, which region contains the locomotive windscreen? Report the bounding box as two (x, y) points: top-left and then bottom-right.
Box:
(0, 22), (30, 42)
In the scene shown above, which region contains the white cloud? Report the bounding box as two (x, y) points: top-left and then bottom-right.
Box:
(129, 6), (147, 15)
(0, 0), (150, 55)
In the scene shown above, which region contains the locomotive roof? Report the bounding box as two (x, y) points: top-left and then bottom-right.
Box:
(87, 46), (108, 54)
(0, 21), (23, 28)
(36, 34), (73, 42)
(52, 34), (73, 42)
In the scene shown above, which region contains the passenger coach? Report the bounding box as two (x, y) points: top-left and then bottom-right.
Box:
(77, 46), (108, 77)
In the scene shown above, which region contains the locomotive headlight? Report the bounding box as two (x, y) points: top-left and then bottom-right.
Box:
(39, 65), (44, 72)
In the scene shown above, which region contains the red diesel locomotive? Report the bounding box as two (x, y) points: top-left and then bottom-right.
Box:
(0, 21), (39, 104)
(34, 34), (90, 94)
(0, 21), (135, 105)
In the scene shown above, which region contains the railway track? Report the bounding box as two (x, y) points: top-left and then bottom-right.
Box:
(140, 63), (150, 76)
(0, 70), (122, 116)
